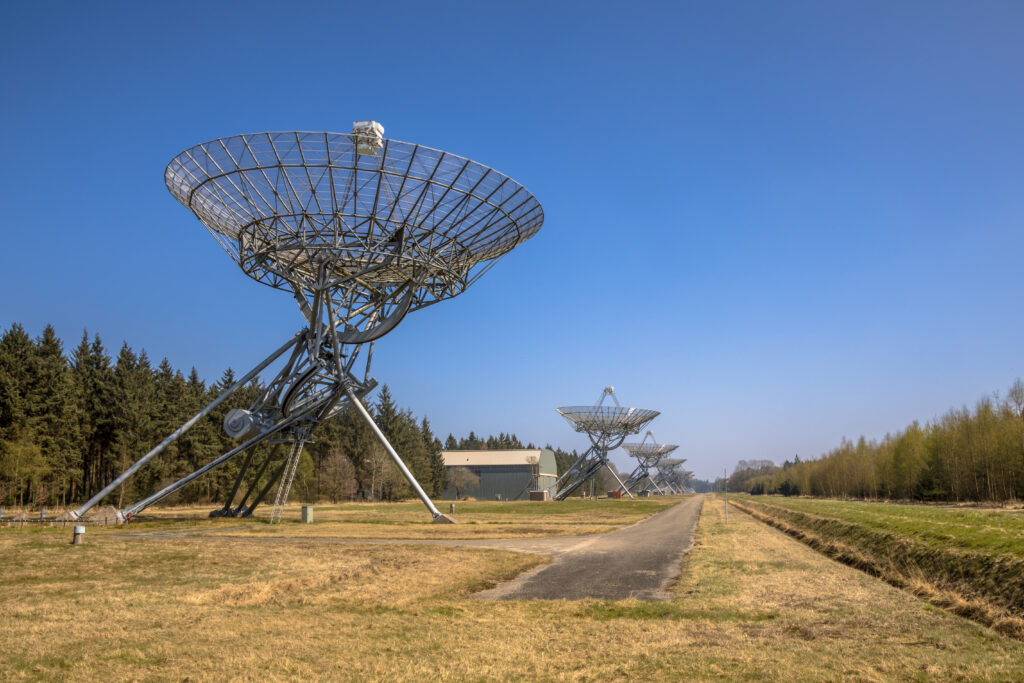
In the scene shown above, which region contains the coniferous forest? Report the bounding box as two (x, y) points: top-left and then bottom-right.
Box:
(0, 323), (588, 510)
(733, 379), (1024, 503)
(2, 322), (432, 509)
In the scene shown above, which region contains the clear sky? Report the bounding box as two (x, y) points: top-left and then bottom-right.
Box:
(2, 1), (1022, 480)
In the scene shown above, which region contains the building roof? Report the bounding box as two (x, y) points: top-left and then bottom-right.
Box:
(442, 449), (548, 467)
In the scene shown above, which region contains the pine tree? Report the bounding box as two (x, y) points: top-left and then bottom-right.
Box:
(420, 417), (447, 496)
(111, 344), (157, 507)
(332, 403), (377, 497)
(139, 358), (186, 497)
(177, 367), (220, 503)
(0, 324), (42, 505)
(26, 326), (80, 506)
(461, 431), (483, 449)
(0, 324), (33, 440)
(72, 333), (116, 500)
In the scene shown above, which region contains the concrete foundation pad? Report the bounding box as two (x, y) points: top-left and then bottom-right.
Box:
(432, 513), (457, 524)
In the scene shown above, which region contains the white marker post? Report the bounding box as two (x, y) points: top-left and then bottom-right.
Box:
(724, 467), (728, 523)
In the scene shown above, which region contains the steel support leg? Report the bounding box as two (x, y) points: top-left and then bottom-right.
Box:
(343, 385), (449, 522)
(70, 332), (302, 520)
(119, 411), (307, 520)
(232, 453), (275, 515)
(212, 448), (259, 517)
(607, 465), (634, 499)
(550, 446), (599, 500)
(241, 457), (291, 517)
(553, 445), (634, 500)
(619, 464), (647, 494)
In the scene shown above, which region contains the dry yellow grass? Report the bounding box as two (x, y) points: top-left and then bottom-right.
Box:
(2, 495), (1023, 681)
(104, 498), (673, 540)
(730, 497), (1024, 638)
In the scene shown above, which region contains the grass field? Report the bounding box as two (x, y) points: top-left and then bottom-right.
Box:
(74, 498), (680, 540)
(733, 496), (1024, 556)
(731, 495), (1024, 638)
(3, 495), (1024, 680)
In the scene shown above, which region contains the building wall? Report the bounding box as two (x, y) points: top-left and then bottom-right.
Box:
(442, 448), (558, 501)
(441, 465), (523, 500)
(537, 449), (557, 491)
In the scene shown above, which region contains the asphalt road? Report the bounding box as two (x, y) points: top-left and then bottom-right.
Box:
(475, 494), (704, 601)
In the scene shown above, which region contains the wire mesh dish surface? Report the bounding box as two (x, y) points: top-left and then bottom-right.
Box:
(555, 406), (660, 434)
(622, 442), (679, 458)
(164, 131), (544, 302)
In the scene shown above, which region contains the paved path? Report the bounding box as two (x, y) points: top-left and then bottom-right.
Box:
(476, 494), (703, 600)
(111, 495), (704, 601)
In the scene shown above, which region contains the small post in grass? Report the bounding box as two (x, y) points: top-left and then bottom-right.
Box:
(72, 525), (85, 545)
(301, 505), (313, 524)
(449, 503), (455, 514)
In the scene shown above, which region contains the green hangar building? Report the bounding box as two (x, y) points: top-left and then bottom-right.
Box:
(441, 448), (558, 500)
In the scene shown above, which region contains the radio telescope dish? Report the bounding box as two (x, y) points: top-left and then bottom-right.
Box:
(550, 387), (659, 500)
(556, 406), (662, 435)
(619, 431), (679, 495)
(164, 128), (543, 342)
(70, 122), (543, 525)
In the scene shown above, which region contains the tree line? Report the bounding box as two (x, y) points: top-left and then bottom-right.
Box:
(735, 379), (1024, 502)
(442, 431), (533, 451)
(0, 323), (453, 509)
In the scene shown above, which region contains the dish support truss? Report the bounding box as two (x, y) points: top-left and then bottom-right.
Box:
(67, 284), (451, 525)
(550, 387), (659, 501)
(619, 431), (677, 496)
(653, 458), (688, 495)
(650, 473), (677, 495)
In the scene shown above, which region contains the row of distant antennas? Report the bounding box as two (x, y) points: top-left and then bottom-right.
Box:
(654, 457), (691, 494)
(551, 386), (660, 500)
(620, 430), (680, 495)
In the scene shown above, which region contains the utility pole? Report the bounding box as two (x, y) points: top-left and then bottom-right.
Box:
(723, 467), (728, 523)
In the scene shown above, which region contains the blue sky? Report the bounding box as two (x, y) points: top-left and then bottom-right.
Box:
(2, 1), (1022, 480)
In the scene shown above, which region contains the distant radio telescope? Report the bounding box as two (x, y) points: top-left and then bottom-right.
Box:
(620, 431), (679, 495)
(551, 386), (659, 500)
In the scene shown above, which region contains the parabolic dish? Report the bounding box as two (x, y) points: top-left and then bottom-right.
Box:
(622, 442), (679, 459)
(164, 131), (544, 300)
(556, 406), (660, 435)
